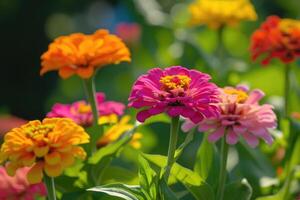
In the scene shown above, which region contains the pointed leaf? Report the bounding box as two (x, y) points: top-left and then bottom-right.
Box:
(224, 179), (252, 200)
(87, 183), (145, 200)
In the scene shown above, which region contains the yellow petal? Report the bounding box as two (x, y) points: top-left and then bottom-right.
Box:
(44, 163), (63, 177)
(22, 153), (36, 166)
(45, 152), (61, 165)
(71, 146), (86, 160)
(27, 162), (44, 184)
(34, 145), (49, 157)
(6, 162), (20, 176)
(60, 152), (75, 167)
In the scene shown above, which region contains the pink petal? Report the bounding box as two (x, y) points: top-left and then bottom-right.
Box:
(245, 89), (265, 104)
(226, 128), (239, 145)
(181, 120), (196, 132)
(243, 132), (259, 148)
(208, 126), (225, 142)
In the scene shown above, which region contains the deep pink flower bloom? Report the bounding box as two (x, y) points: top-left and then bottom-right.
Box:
(0, 166), (47, 200)
(47, 92), (125, 127)
(128, 66), (220, 123)
(182, 85), (277, 147)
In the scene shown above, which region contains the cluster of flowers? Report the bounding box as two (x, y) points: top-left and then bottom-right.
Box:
(129, 66), (277, 147)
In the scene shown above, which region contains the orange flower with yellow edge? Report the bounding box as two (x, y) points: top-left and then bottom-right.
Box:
(0, 118), (89, 184)
(40, 29), (131, 79)
(97, 115), (142, 149)
(189, 0), (257, 29)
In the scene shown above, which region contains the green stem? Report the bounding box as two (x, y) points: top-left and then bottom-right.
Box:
(44, 175), (56, 200)
(284, 64), (291, 118)
(216, 136), (229, 200)
(83, 77), (103, 153)
(164, 116), (180, 182)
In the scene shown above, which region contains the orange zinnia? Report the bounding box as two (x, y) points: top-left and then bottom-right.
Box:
(40, 29), (131, 79)
(250, 15), (300, 65)
(0, 118), (89, 184)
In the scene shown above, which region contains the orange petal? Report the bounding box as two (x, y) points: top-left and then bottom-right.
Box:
(33, 146), (49, 157)
(60, 152), (75, 167)
(22, 153), (36, 166)
(45, 152), (61, 165)
(77, 66), (94, 79)
(27, 162), (44, 184)
(59, 67), (75, 79)
(44, 163), (63, 177)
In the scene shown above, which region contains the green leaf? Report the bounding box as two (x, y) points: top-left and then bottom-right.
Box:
(159, 179), (179, 200)
(194, 133), (215, 180)
(138, 155), (158, 200)
(141, 113), (170, 125)
(101, 166), (139, 185)
(141, 153), (203, 186)
(87, 183), (145, 200)
(88, 133), (131, 164)
(224, 179), (252, 200)
(174, 130), (195, 160)
(141, 154), (215, 200)
(280, 118), (290, 139)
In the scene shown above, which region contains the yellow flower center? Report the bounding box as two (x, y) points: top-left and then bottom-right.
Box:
(279, 19), (300, 33)
(223, 88), (248, 103)
(25, 124), (54, 138)
(78, 103), (92, 114)
(160, 75), (191, 91)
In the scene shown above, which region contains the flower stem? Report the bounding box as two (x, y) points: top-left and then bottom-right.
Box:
(284, 64), (291, 118)
(216, 136), (229, 200)
(83, 77), (103, 153)
(44, 175), (56, 200)
(164, 116), (180, 182)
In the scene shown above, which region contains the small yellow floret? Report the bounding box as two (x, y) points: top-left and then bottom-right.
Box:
(160, 75), (191, 90)
(223, 88), (248, 103)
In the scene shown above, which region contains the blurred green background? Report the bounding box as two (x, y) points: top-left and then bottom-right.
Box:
(0, 0), (300, 198)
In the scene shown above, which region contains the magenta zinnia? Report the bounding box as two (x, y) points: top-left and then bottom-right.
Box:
(47, 92), (125, 127)
(128, 66), (220, 123)
(182, 85), (277, 147)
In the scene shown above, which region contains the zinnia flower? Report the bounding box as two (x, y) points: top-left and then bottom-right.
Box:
(250, 15), (300, 65)
(189, 0), (257, 29)
(40, 29), (131, 79)
(0, 118), (89, 184)
(182, 85), (277, 147)
(128, 66), (220, 123)
(97, 115), (142, 149)
(115, 23), (141, 45)
(0, 166), (47, 200)
(47, 92), (125, 127)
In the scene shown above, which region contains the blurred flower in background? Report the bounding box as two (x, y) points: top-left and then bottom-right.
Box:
(250, 15), (300, 65)
(0, 115), (27, 138)
(97, 115), (142, 149)
(188, 0), (257, 29)
(115, 22), (141, 45)
(47, 92), (125, 127)
(0, 166), (46, 200)
(0, 118), (89, 184)
(40, 29), (131, 79)
(182, 85), (277, 147)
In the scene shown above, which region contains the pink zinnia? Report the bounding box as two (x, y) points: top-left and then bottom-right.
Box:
(182, 85), (277, 147)
(47, 92), (125, 127)
(128, 66), (220, 123)
(0, 166), (47, 200)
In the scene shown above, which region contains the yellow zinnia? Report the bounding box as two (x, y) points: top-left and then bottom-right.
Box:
(97, 115), (142, 149)
(189, 0), (257, 29)
(0, 118), (89, 184)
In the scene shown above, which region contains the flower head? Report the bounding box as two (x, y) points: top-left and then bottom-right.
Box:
(189, 0), (257, 29)
(128, 66), (220, 123)
(182, 85), (277, 147)
(115, 23), (141, 45)
(0, 118), (89, 184)
(40, 29), (131, 79)
(0, 166), (47, 200)
(97, 115), (142, 149)
(250, 15), (300, 65)
(47, 92), (125, 127)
